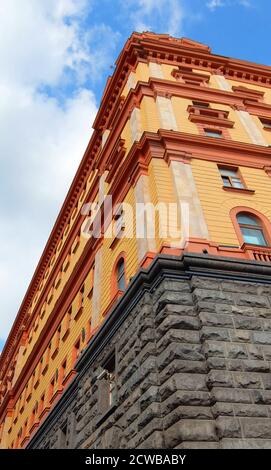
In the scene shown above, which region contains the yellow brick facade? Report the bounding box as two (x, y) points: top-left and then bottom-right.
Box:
(2, 33), (271, 449)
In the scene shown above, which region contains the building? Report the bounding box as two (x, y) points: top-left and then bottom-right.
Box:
(1, 32), (271, 449)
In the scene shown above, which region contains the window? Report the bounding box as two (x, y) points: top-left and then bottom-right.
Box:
(42, 342), (51, 375)
(113, 204), (125, 237)
(98, 354), (117, 419)
(260, 118), (271, 130)
(219, 167), (244, 189)
(237, 213), (268, 246)
(52, 326), (61, 358)
(204, 129), (222, 138)
(116, 257), (125, 292)
(30, 401), (38, 429)
(62, 306), (72, 339)
(192, 101), (209, 108)
(35, 358), (43, 388)
(80, 284), (85, 307)
(49, 377), (55, 403)
(23, 419), (28, 439)
(72, 338), (81, 365)
(60, 359), (67, 385)
(39, 393), (45, 416)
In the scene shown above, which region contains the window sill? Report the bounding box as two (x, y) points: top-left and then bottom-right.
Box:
(241, 242), (271, 250)
(29, 422), (39, 435)
(39, 406), (50, 421)
(222, 186), (255, 195)
(189, 114), (234, 128)
(62, 369), (76, 387)
(49, 388), (63, 405)
(21, 435), (30, 448)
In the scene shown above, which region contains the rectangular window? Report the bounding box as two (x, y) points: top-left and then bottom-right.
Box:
(23, 419), (28, 439)
(35, 358), (43, 388)
(60, 358), (67, 385)
(39, 393), (45, 417)
(113, 204), (125, 237)
(260, 117), (271, 129)
(87, 318), (92, 342)
(80, 284), (85, 307)
(218, 167), (245, 189)
(49, 377), (55, 403)
(204, 129), (222, 138)
(62, 306), (72, 339)
(240, 226), (267, 246)
(72, 339), (81, 365)
(42, 343), (51, 375)
(192, 100), (209, 108)
(52, 326), (61, 358)
(98, 354), (117, 419)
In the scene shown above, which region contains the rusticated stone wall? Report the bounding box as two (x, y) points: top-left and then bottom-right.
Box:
(28, 254), (271, 449)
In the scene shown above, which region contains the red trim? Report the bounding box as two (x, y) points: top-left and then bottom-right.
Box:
(21, 435), (30, 448)
(62, 369), (76, 387)
(139, 252), (156, 269)
(110, 252), (127, 300)
(38, 406), (50, 421)
(222, 186), (255, 195)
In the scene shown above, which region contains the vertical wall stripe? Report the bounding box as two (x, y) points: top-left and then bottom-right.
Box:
(130, 107), (143, 143)
(126, 71), (136, 91)
(134, 175), (156, 262)
(101, 129), (110, 148)
(236, 110), (268, 146)
(149, 62), (164, 79)
(156, 96), (178, 131)
(213, 74), (232, 92)
(92, 248), (102, 329)
(170, 160), (209, 241)
(98, 171), (109, 205)
(213, 74), (267, 146)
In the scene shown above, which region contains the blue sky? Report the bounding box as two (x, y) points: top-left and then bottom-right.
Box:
(0, 0), (270, 351)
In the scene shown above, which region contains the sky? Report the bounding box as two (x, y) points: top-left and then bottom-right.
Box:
(0, 0), (270, 352)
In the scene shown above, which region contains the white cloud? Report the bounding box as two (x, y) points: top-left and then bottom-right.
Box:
(206, 0), (251, 10)
(0, 87), (97, 342)
(207, 0), (224, 10)
(122, 0), (185, 36)
(0, 0), (100, 343)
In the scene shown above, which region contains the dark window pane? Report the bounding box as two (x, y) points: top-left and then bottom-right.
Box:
(117, 258), (125, 291)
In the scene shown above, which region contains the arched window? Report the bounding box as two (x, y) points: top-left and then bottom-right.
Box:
(116, 257), (125, 292)
(237, 212), (268, 246)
